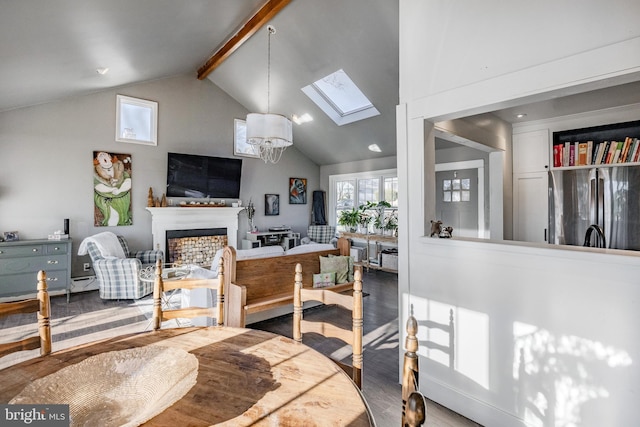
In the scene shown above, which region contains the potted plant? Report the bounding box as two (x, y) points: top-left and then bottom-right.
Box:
(364, 201), (391, 234)
(384, 209), (398, 236)
(338, 208), (361, 232)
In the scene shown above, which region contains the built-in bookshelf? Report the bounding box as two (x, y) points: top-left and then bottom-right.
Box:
(551, 120), (640, 169)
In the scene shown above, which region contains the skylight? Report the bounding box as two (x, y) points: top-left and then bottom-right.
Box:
(302, 69), (379, 126)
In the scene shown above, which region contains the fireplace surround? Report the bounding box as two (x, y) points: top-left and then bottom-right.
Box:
(146, 207), (244, 259)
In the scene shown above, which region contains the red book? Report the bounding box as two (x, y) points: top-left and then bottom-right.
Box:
(553, 144), (563, 167)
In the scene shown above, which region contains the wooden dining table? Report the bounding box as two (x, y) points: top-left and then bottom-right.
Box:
(0, 326), (375, 426)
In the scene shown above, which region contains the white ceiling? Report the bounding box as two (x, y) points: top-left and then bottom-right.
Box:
(2, 1), (639, 165)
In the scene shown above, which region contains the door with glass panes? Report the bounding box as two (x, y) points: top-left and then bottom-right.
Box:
(435, 169), (478, 238)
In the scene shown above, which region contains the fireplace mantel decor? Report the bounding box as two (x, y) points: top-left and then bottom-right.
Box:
(146, 207), (244, 256)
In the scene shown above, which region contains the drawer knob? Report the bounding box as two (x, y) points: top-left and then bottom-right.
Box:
(47, 260), (59, 264)
(47, 277), (58, 282)
(0, 250), (3, 254)
(54, 247), (60, 251)
(32, 248), (39, 252)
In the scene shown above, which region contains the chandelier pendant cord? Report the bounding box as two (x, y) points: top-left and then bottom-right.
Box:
(267, 25), (275, 115)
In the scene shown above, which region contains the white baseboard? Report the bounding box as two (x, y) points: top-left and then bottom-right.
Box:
(423, 375), (526, 427)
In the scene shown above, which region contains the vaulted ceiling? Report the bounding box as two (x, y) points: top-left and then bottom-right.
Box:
(0, 0), (398, 165)
(2, 1), (639, 165)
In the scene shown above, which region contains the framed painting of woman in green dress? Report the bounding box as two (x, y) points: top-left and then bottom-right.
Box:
(93, 151), (133, 226)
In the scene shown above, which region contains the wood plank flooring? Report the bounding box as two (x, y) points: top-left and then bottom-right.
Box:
(251, 269), (481, 427)
(0, 270), (482, 427)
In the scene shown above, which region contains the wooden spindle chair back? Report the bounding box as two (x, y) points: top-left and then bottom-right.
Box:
(152, 258), (224, 330)
(0, 270), (51, 358)
(293, 262), (363, 389)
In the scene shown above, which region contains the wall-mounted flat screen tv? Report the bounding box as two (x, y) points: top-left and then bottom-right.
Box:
(167, 152), (242, 199)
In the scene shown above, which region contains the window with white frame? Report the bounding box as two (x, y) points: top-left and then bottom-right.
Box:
(330, 169), (398, 231)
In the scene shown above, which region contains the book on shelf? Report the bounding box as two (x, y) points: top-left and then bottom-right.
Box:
(594, 142), (603, 164)
(631, 138), (640, 162)
(588, 140), (595, 165)
(569, 143), (576, 166)
(553, 144), (563, 167)
(620, 137), (632, 163)
(612, 141), (624, 164)
(577, 142), (588, 166)
(604, 141), (615, 164)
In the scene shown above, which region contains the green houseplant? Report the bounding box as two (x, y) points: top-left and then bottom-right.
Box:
(338, 208), (361, 232)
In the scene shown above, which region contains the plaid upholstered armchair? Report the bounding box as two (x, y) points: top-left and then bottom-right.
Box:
(301, 225), (337, 246)
(80, 233), (163, 300)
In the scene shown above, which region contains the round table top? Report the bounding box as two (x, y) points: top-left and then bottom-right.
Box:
(0, 326), (375, 426)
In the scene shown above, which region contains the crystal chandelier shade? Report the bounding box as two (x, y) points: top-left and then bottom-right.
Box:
(245, 25), (292, 164)
(246, 113), (292, 164)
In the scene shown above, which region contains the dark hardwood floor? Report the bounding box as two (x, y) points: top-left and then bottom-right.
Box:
(250, 269), (481, 427)
(0, 269), (481, 426)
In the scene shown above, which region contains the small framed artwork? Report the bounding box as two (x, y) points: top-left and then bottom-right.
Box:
(116, 94), (158, 146)
(289, 178), (307, 204)
(234, 119), (259, 158)
(3, 231), (19, 242)
(265, 194), (280, 216)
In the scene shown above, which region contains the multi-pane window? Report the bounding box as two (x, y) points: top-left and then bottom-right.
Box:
(336, 179), (355, 211)
(384, 177), (398, 207)
(330, 170), (398, 229)
(358, 178), (378, 204)
(442, 178), (471, 203)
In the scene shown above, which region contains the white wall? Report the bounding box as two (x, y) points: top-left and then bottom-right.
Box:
(399, 0), (640, 425)
(0, 75), (319, 277)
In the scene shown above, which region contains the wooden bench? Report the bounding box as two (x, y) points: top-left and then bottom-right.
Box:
(223, 239), (359, 327)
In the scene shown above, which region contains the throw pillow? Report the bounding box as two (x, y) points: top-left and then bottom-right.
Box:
(328, 254), (355, 282)
(319, 255), (349, 284)
(313, 272), (336, 288)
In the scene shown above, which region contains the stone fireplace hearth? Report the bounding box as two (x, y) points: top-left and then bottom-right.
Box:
(146, 207), (244, 258)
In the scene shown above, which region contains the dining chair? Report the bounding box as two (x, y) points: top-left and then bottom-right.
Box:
(0, 270), (52, 358)
(401, 311), (427, 427)
(293, 262), (363, 389)
(152, 258), (224, 330)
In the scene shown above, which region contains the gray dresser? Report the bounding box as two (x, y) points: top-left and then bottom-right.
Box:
(0, 239), (72, 301)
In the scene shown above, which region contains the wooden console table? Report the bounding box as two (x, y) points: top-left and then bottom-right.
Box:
(340, 232), (398, 273)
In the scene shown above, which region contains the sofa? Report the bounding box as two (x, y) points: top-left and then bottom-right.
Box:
(181, 243), (341, 326)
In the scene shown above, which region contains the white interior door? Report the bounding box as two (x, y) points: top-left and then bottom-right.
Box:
(435, 160), (485, 238)
(436, 169), (478, 238)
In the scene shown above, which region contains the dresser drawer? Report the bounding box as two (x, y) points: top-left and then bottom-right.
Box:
(0, 270), (68, 297)
(0, 255), (69, 274)
(0, 244), (44, 258)
(45, 243), (69, 255)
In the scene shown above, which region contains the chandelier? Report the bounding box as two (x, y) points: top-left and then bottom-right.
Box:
(246, 25), (292, 164)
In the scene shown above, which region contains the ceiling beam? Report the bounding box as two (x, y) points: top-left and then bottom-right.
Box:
(197, 0), (292, 80)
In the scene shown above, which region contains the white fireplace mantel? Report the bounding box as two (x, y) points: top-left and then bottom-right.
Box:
(146, 207), (244, 255)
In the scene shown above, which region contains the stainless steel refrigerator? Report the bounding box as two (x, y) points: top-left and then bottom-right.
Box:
(548, 166), (640, 250)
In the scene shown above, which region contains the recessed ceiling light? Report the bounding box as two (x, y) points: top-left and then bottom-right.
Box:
(292, 113), (313, 125)
(96, 67), (109, 75)
(368, 144), (382, 152)
(515, 113), (527, 119)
